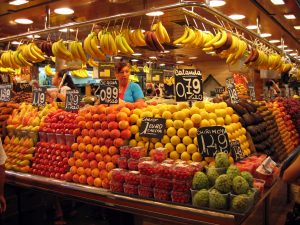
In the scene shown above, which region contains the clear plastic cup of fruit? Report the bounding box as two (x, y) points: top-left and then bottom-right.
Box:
(111, 168), (126, 183)
(56, 134), (66, 145)
(154, 176), (172, 191)
(120, 146), (131, 158)
(47, 133), (57, 143)
(140, 174), (154, 187)
(172, 164), (194, 180)
(138, 160), (157, 176)
(127, 158), (139, 171)
(172, 179), (192, 192)
(171, 191), (190, 204)
(130, 146), (146, 159)
(118, 157), (128, 169)
(39, 132), (47, 142)
(110, 181), (124, 193)
(156, 163), (173, 179)
(153, 188), (171, 201)
(124, 171), (140, 185)
(65, 134), (76, 146)
(138, 185), (154, 198)
(123, 183), (138, 195)
(151, 148), (167, 163)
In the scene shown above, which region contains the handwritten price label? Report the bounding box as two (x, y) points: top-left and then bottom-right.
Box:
(32, 87), (46, 107)
(226, 77), (239, 104)
(65, 90), (80, 111)
(99, 79), (119, 104)
(248, 82), (256, 101)
(230, 140), (244, 161)
(0, 84), (12, 102)
(140, 117), (166, 139)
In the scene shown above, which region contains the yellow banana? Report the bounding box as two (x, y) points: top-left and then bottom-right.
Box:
(158, 21), (170, 43)
(88, 58), (98, 67)
(181, 27), (196, 44)
(44, 64), (55, 76)
(135, 29), (146, 46)
(76, 41), (87, 63)
(204, 30), (222, 48)
(212, 30), (227, 48)
(17, 51), (32, 67)
(115, 34), (128, 53)
(90, 35), (106, 60)
(70, 41), (81, 61)
(173, 26), (189, 45)
(121, 35), (134, 54)
(55, 40), (72, 61)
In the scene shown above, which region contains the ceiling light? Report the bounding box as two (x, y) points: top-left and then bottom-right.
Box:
(294, 26), (300, 30)
(114, 56), (122, 59)
(209, 0), (226, 7)
(176, 61), (184, 64)
(290, 53), (297, 56)
(207, 51), (215, 54)
(131, 59), (138, 62)
(54, 7), (74, 15)
(132, 53), (142, 56)
(11, 41), (22, 45)
(26, 34), (40, 38)
(246, 25), (258, 30)
(284, 14), (296, 19)
(59, 28), (75, 32)
(159, 63), (165, 67)
(260, 33), (272, 37)
(14, 18), (33, 24)
(9, 0), (28, 6)
(284, 49), (293, 52)
(269, 39), (280, 43)
(149, 56), (157, 59)
(228, 14), (245, 20)
(189, 56), (198, 59)
(277, 45), (287, 48)
(146, 11), (164, 17)
(162, 50), (170, 53)
(270, 0), (285, 5)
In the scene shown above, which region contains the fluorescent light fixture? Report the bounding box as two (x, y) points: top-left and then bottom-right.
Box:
(11, 41), (22, 45)
(141, 29), (145, 33)
(269, 39), (280, 43)
(26, 34), (40, 38)
(159, 63), (165, 66)
(209, 0), (226, 7)
(132, 53), (142, 56)
(149, 56), (157, 59)
(284, 14), (296, 19)
(189, 56), (198, 59)
(162, 50), (170, 53)
(146, 11), (164, 17)
(207, 51), (215, 54)
(59, 28), (75, 32)
(284, 49), (293, 52)
(131, 59), (139, 62)
(260, 33), (272, 37)
(270, 0), (285, 5)
(14, 18), (33, 24)
(54, 7), (74, 15)
(114, 56), (122, 59)
(229, 14), (245, 20)
(294, 25), (300, 30)
(290, 53), (297, 56)
(277, 45), (287, 48)
(175, 44), (182, 46)
(9, 0), (28, 6)
(176, 61), (184, 64)
(246, 25), (258, 30)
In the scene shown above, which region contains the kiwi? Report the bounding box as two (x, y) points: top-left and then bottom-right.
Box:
(232, 103), (248, 116)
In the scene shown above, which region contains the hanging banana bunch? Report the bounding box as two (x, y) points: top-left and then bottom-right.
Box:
(87, 58), (99, 67)
(152, 21), (170, 44)
(21, 42), (45, 63)
(115, 33), (134, 54)
(44, 64), (55, 77)
(71, 69), (89, 78)
(70, 40), (87, 63)
(130, 28), (146, 46)
(51, 39), (72, 61)
(122, 28), (135, 47)
(98, 31), (118, 56)
(84, 32), (106, 60)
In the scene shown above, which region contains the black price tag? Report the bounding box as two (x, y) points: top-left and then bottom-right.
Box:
(0, 84), (12, 102)
(65, 90), (80, 111)
(140, 117), (166, 139)
(15, 82), (32, 92)
(215, 86), (225, 94)
(226, 77), (239, 104)
(248, 82), (256, 101)
(32, 87), (46, 107)
(197, 126), (230, 157)
(99, 63), (115, 78)
(99, 79), (119, 104)
(0, 74), (9, 83)
(174, 69), (203, 102)
(230, 140), (244, 161)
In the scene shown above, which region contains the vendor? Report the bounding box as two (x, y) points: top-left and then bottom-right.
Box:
(115, 62), (144, 103)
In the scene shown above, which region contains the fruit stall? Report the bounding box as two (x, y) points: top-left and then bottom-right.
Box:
(0, 1), (299, 225)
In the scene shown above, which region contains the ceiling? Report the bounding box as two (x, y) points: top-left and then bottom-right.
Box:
(0, 0), (298, 65)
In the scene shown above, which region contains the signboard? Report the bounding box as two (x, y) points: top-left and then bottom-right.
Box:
(15, 82), (32, 92)
(0, 84), (12, 102)
(226, 77), (239, 104)
(215, 86), (225, 94)
(99, 79), (119, 104)
(0, 74), (10, 84)
(99, 63), (115, 78)
(174, 69), (203, 102)
(248, 82), (256, 101)
(140, 117), (166, 139)
(230, 140), (244, 161)
(197, 126), (230, 157)
(32, 87), (46, 107)
(65, 90), (80, 111)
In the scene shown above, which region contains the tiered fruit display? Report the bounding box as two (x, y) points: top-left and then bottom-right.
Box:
(128, 101), (251, 165)
(266, 101), (299, 156)
(0, 102), (19, 137)
(3, 135), (35, 172)
(233, 73), (249, 99)
(254, 101), (284, 161)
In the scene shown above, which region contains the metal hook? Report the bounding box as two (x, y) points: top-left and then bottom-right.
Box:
(105, 21), (111, 31)
(201, 22), (207, 31)
(6, 42), (10, 51)
(126, 18), (131, 29)
(138, 17), (142, 29)
(120, 18), (125, 32)
(184, 15), (189, 26)
(151, 16), (156, 28)
(193, 18), (198, 29)
(75, 28), (79, 41)
(91, 23), (96, 33)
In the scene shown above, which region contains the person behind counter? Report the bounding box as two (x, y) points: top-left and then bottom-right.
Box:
(115, 62), (144, 103)
(48, 69), (76, 102)
(0, 138), (7, 214)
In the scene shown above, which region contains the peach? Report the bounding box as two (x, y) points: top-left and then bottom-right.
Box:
(98, 114), (106, 122)
(90, 160), (98, 169)
(71, 143), (78, 152)
(87, 176), (94, 186)
(68, 158), (75, 166)
(105, 107), (115, 115)
(105, 162), (115, 171)
(92, 114), (100, 122)
(75, 116), (85, 123)
(91, 168), (100, 178)
(87, 152), (96, 160)
(93, 145), (101, 154)
(120, 129), (131, 139)
(86, 121), (93, 129)
(86, 144), (93, 153)
(111, 154), (120, 164)
(99, 169), (108, 179)
(75, 159), (83, 167)
(108, 146), (118, 156)
(90, 106), (97, 114)
(94, 177), (102, 187)
(100, 145), (108, 155)
(102, 129), (110, 139)
(65, 172), (73, 181)
(113, 138), (124, 148)
(117, 112), (128, 122)
(77, 136), (84, 144)
(80, 152), (88, 160)
(85, 112), (92, 121)
(108, 170), (113, 180)
(73, 128), (81, 136)
(103, 154), (112, 163)
(118, 120), (129, 130)
(78, 121), (86, 129)
(125, 102), (134, 110)
(81, 129), (89, 137)
(73, 151), (81, 159)
(97, 161), (106, 170)
(107, 113), (117, 122)
(70, 166), (77, 174)
(72, 174), (80, 183)
(88, 129), (96, 137)
(105, 138), (113, 147)
(110, 129), (120, 139)
(120, 107), (131, 116)
(77, 167), (85, 175)
(83, 136), (91, 145)
(82, 159), (90, 168)
(91, 137), (98, 146)
(85, 168), (92, 176)
(79, 174), (87, 184)
(97, 137), (105, 146)
(102, 178), (110, 189)
(95, 153), (103, 162)
(93, 121), (101, 130)
(95, 129), (103, 138)
(108, 121), (119, 130)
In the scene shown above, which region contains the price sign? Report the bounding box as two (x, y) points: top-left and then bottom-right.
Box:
(0, 74), (9, 83)
(248, 82), (256, 101)
(32, 87), (46, 107)
(197, 126), (230, 157)
(65, 90), (80, 111)
(215, 86), (225, 94)
(140, 117), (166, 139)
(15, 82), (32, 92)
(99, 79), (119, 104)
(174, 69), (203, 102)
(230, 140), (244, 161)
(226, 77), (239, 104)
(0, 84), (12, 102)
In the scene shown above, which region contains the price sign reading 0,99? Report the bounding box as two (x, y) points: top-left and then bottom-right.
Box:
(0, 84), (12, 102)
(226, 77), (239, 104)
(174, 69), (203, 102)
(65, 90), (80, 111)
(32, 87), (46, 107)
(197, 126), (230, 157)
(99, 79), (119, 104)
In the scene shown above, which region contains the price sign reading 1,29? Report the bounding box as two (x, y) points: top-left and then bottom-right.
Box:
(226, 77), (239, 104)
(197, 126), (230, 157)
(230, 140), (244, 161)
(32, 87), (46, 107)
(99, 79), (119, 104)
(0, 84), (12, 102)
(65, 90), (80, 111)
(174, 69), (203, 102)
